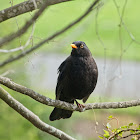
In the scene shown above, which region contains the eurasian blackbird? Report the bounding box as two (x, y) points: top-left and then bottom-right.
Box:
(49, 41), (98, 121)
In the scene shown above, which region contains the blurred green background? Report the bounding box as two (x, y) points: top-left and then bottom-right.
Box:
(0, 0), (140, 139)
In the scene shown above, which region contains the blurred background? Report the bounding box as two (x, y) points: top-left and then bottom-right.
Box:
(0, 0), (140, 139)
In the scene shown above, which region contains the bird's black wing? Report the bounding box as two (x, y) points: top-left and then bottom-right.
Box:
(55, 56), (70, 100)
(83, 58), (98, 103)
(50, 56), (74, 121)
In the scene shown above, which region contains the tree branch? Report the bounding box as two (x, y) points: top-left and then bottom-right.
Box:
(0, 0), (102, 67)
(0, 0), (73, 23)
(119, 133), (140, 140)
(109, 129), (140, 140)
(0, 0), (49, 47)
(0, 76), (140, 111)
(0, 86), (76, 140)
(113, 0), (140, 45)
(0, 22), (36, 53)
(0, 76), (79, 111)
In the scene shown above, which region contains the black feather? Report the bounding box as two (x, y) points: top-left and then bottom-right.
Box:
(49, 41), (98, 121)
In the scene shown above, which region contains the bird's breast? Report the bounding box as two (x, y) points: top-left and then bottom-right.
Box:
(69, 57), (96, 77)
(66, 56), (98, 99)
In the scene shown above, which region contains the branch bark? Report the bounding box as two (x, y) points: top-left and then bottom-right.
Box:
(0, 76), (140, 111)
(0, 0), (101, 67)
(0, 0), (73, 23)
(0, 86), (76, 140)
(0, 0), (52, 47)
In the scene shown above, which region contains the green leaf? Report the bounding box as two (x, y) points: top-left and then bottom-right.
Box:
(98, 136), (103, 139)
(104, 134), (110, 138)
(112, 128), (117, 133)
(135, 132), (140, 135)
(129, 123), (134, 126)
(118, 132), (123, 137)
(104, 130), (109, 135)
(103, 130), (110, 138)
(130, 130), (135, 134)
(116, 129), (122, 133)
(108, 115), (113, 120)
(121, 125), (128, 129)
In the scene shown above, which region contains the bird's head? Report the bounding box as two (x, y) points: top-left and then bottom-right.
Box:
(71, 41), (91, 57)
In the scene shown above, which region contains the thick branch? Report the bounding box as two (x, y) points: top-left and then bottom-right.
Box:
(0, 86), (75, 140)
(0, 0), (73, 23)
(0, 76), (140, 111)
(0, 0), (73, 47)
(0, 0), (101, 67)
(0, 76), (79, 111)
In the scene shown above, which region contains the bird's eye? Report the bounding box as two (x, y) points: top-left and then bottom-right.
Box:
(80, 45), (84, 48)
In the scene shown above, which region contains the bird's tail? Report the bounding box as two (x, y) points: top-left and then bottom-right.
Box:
(49, 100), (74, 121)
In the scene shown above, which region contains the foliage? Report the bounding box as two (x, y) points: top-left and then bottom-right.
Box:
(99, 115), (140, 140)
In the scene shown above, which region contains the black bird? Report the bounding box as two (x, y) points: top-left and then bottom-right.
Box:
(49, 41), (98, 121)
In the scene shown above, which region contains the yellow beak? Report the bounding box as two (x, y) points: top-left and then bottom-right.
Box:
(71, 44), (78, 49)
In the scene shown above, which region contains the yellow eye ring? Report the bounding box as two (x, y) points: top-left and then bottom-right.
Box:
(80, 45), (84, 48)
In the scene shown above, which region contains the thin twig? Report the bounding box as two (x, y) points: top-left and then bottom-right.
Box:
(0, 0), (56, 47)
(32, 0), (38, 9)
(118, 0), (127, 78)
(0, 22), (35, 53)
(0, 86), (76, 140)
(110, 0), (135, 81)
(113, 0), (140, 45)
(109, 129), (140, 140)
(9, 0), (22, 47)
(95, 5), (107, 88)
(0, 70), (14, 76)
(0, 0), (102, 68)
(108, 117), (119, 128)
(118, 133), (140, 139)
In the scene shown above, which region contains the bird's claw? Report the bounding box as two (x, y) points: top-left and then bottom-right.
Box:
(75, 100), (85, 112)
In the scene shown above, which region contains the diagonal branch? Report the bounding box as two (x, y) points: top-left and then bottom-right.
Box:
(0, 76), (79, 111)
(0, 0), (74, 48)
(0, 0), (73, 23)
(0, 0), (102, 68)
(0, 86), (76, 140)
(0, 76), (140, 111)
(0, 22), (36, 53)
(0, 0), (49, 47)
(109, 129), (140, 140)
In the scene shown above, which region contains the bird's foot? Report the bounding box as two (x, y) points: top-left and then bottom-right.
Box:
(75, 100), (85, 112)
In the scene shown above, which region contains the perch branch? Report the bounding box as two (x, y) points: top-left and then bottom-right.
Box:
(0, 76), (140, 112)
(0, 0), (73, 23)
(0, 0), (102, 67)
(0, 86), (76, 140)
